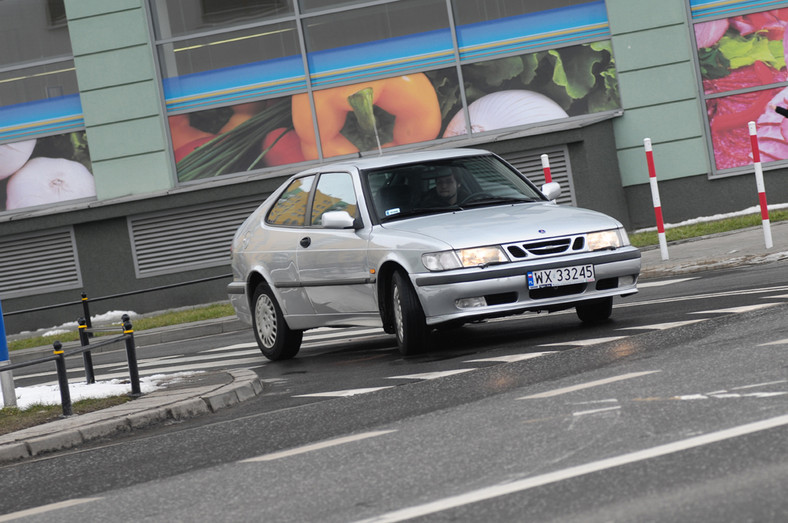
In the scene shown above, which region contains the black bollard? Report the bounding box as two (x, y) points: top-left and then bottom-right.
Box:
(78, 318), (95, 384)
(122, 315), (141, 397)
(53, 341), (73, 417)
(81, 292), (94, 337)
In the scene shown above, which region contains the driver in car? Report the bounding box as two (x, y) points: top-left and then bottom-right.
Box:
(420, 169), (468, 206)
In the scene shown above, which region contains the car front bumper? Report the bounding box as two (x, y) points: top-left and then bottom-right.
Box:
(411, 248), (641, 325)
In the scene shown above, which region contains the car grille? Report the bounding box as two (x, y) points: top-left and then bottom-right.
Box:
(504, 235), (585, 259)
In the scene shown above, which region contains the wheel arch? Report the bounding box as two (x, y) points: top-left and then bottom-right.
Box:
(376, 260), (407, 334)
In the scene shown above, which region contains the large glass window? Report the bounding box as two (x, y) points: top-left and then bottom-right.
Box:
(0, 0), (80, 130)
(151, 0), (294, 38)
(452, 0), (599, 25)
(151, 0), (613, 181)
(693, 7), (788, 173)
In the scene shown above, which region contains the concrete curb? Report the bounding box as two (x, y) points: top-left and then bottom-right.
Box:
(0, 368), (262, 464)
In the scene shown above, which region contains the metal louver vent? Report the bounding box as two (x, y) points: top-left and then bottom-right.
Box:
(129, 197), (261, 277)
(500, 146), (575, 206)
(0, 228), (82, 299)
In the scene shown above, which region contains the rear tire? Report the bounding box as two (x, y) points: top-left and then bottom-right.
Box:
(391, 270), (429, 355)
(252, 283), (303, 360)
(576, 297), (613, 323)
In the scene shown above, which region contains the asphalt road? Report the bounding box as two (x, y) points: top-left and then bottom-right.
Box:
(2, 261), (788, 521)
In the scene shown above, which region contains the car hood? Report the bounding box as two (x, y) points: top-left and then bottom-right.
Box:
(380, 203), (622, 249)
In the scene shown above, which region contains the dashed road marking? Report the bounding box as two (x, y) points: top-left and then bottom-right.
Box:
(690, 303), (782, 315)
(240, 430), (397, 463)
(388, 369), (475, 381)
(465, 352), (556, 363)
(538, 336), (628, 347)
(519, 371), (661, 400)
(293, 387), (394, 398)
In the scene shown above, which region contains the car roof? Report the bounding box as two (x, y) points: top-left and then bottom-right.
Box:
(294, 148), (493, 175)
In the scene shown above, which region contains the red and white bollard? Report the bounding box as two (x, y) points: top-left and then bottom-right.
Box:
(540, 154), (553, 183)
(644, 138), (669, 260)
(747, 121), (773, 249)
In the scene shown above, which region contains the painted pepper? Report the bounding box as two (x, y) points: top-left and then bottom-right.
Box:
(291, 73), (441, 160)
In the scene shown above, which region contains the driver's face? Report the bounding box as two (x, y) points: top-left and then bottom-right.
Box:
(435, 174), (458, 201)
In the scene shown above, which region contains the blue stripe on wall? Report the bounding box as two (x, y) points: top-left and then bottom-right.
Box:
(690, 0), (788, 20)
(0, 95), (84, 142)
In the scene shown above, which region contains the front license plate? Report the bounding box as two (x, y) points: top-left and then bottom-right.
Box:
(527, 264), (595, 289)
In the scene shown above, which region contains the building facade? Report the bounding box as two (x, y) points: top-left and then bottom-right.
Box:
(1, 0), (786, 332)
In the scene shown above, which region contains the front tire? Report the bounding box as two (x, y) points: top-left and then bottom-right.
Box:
(252, 283), (303, 361)
(576, 297), (613, 323)
(391, 270), (429, 355)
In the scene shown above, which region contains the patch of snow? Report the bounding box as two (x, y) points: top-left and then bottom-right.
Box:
(634, 203), (788, 234)
(1, 371), (202, 410)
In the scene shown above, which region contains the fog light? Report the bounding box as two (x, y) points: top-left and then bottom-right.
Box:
(456, 297), (487, 309)
(619, 275), (636, 286)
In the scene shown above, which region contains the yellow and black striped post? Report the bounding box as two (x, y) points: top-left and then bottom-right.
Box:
(78, 318), (95, 384)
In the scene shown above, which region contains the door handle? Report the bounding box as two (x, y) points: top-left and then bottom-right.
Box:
(300, 237), (311, 248)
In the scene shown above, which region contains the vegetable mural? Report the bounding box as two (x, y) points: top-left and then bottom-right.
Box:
(696, 8), (788, 170)
(171, 42), (620, 182)
(0, 132), (94, 212)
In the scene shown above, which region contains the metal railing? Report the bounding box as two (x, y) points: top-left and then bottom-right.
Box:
(1, 315), (140, 416)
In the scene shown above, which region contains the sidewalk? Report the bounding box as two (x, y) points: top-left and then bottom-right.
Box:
(2, 222), (788, 464)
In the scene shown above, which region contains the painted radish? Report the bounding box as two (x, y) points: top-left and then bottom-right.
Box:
(6, 157), (96, 209)
(0, 139), (37, 179)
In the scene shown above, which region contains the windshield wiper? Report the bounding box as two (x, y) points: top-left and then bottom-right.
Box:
(461, 196), (539, 207)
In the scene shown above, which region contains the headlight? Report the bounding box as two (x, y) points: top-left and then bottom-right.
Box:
(587, 229), (628, 251)
(422, 246), (508, 271)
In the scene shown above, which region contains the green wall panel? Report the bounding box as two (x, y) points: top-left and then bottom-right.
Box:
(606, 0), (687, 34)
(614, 100), (704, 150)
(617, 137), (710, 186)
(618, 62), (698, 108)
(612, 25), (693, 72)
(92, 152), (173, 199)
(74, 47), (154, 91)
(65, 0), (141, 20)
(81, 82), (161, 126)
(87, 118), (165, 161)
(68, 10), (148, 56)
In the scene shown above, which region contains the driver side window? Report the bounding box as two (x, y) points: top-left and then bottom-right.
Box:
(311, 172), (358, 226)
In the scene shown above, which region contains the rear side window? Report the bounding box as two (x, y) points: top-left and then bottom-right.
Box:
(266, 175), (315, 226)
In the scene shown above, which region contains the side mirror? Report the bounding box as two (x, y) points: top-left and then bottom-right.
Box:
(541, 181), (561, 202)
(321, 210), (358, 229)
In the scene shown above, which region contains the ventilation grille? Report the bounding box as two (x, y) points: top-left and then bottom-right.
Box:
(0, 228), (82, 299)
(500, 146), (575, 205)
(129, 197), (261, 277)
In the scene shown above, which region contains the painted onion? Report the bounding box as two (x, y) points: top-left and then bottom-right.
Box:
(756, 86), (788, 163)
(0, 139), (36, 180)
(443, 90), (568, 137)
(6, 157), (96, 210)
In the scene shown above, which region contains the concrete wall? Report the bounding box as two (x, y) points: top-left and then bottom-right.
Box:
(65, 0), (174, 199)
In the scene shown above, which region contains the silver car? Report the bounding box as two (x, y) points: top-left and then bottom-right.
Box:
(228, 148), (640, 360)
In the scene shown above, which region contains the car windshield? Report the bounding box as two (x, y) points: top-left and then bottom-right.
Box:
(364, 154), (546, 222)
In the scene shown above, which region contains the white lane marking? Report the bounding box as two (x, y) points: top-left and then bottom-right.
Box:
(766, 293), (788, 299)
(617, 284), (788, 309)
(638, 278), (698, 288)
(759, 338), (788, 346)
(293, 387), (394, 398)
(538, 336), (628, 347)
(465, 352), (556, 363)
(573, 406), (621, 416)
(204, 342), (258, 352)
(519, 371), (661, 400)
(619, 320), (705, 331)
(136, 349), (260, 368)
(240, 430), (397, 463)
(689, 303), (781, 315)
(354, 414), (788, 523)
(732, 380), (788, 390)
(675, 392), (787, 400)
(0, 498), (102, 522)
(388, 369), (475, 381)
